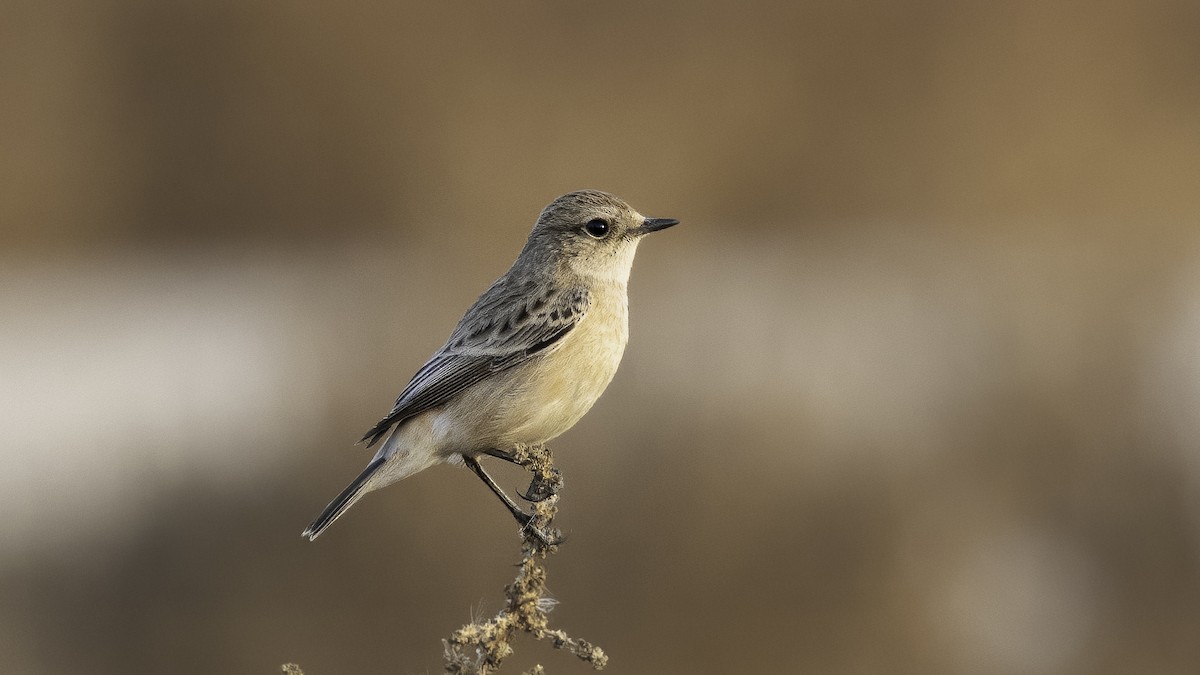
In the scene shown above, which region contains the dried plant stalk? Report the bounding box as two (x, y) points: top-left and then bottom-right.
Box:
(443, 443), (607, 675)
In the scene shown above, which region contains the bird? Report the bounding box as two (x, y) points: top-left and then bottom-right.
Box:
(302, 190), (678, 541)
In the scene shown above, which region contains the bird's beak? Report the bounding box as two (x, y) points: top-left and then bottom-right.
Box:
(639, 217), (679, 234)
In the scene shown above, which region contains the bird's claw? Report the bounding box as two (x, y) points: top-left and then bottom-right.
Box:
(517, 468), (563, 503)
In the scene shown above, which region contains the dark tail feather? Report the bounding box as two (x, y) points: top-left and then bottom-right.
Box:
(302, 456), (386, 541)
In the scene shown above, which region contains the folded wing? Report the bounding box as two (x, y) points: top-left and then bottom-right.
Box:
(359, 281), (590, 448)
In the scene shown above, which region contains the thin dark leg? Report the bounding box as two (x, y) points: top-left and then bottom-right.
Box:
(482, 448), (522, 465)
(463, 455), (560, 546)
(463, 455), (531, 526)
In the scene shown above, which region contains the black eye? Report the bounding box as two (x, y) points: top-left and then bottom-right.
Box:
(583, 218), (610, 238)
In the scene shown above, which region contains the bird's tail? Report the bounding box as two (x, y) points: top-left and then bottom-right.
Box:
(302, 455), (386, 541)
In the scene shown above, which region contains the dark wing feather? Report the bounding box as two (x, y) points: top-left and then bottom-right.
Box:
(359, 281), (590, 447)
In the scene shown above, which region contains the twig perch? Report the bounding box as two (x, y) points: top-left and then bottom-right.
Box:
(443, 443), (607, 675)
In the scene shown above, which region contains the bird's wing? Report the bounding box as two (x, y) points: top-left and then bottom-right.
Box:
(359, 280), (590, 448)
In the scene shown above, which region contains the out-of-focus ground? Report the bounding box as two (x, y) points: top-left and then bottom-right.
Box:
(3, 2), (1199, 674)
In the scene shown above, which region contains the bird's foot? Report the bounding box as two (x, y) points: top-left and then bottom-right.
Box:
(517, 467), (563, 503)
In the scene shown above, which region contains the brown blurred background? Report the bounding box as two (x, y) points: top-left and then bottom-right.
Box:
(3, 1), (1200, 673)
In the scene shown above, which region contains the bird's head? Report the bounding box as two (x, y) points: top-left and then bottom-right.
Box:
(520, 190), (678, 283)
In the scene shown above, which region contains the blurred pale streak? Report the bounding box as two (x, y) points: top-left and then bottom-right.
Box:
(0, 250), (332, 557)
(634, 227), (1200, 470)
(1138, 248), (1200, 508)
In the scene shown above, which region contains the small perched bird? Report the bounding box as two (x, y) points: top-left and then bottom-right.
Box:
(303, 190), (677, 541)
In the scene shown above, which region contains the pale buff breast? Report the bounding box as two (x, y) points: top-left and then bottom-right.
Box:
(436, 282), (630, 452)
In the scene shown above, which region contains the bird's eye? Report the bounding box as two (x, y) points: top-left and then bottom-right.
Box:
(583, 218), (610, 238)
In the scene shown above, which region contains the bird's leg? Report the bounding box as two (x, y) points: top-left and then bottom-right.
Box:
(481, 448), (522, 465)
(463, 455), (559, 545)
(463, 455), (527, 522)
(480, 448), (563, 503)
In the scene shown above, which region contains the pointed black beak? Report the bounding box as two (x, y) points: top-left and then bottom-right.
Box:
(639, 217), (679, 234)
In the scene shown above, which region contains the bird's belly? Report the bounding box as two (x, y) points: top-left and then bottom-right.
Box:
(503, 358), (617, 442)
(441, 294), (628, 450)
(501, 312), (626, 444)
